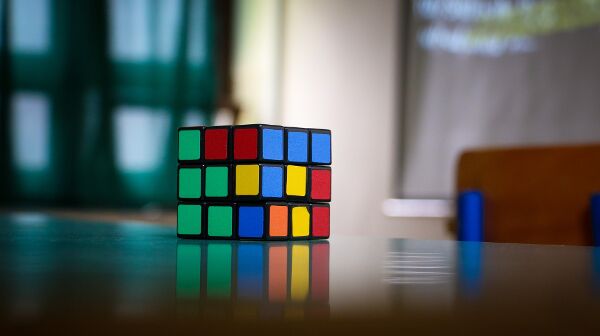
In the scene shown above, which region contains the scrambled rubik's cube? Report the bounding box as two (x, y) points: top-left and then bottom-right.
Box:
(177, 124), (331, 240)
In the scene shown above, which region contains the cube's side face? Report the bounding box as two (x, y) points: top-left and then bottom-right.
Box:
(178, 204), (203, 236)
(179, 129), (202, 161)
(286, 165), (307, 198)
(267, 204), (289, 239)
(235, 164), (260, 196)
(310, 130), (331, 165)
(286, 130), (309, 164)
(291, 205), (310, 238)
(261, 165), (284, 199)
(233, 127), (259, 160)
(205, 166), (230, 198)
(261, 127), (284, 161)
(178, 167), (202, 199)
(312, 205), (330, 238)
(238, 205), (265, 239)
(310, 167), (332, 202)
(204, 128), (229, 161)
(207, 205), (234, 238)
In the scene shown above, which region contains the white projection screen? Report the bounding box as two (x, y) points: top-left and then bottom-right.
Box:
(397, 0), (600, 199)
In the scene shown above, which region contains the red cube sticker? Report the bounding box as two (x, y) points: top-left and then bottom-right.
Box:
(234, 128), (258, 160)
(312, 206), (330, 238)
(310, 169), (331, 201)
(204, 128), (229, 160)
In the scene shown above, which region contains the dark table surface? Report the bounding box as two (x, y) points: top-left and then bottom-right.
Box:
(1, 213), (600, 334)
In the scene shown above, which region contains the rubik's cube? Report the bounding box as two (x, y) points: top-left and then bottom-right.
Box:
(177, 124), (331, 240)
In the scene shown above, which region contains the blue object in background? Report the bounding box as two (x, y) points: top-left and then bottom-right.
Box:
(262, 128), (284, 160)
(287, 131), (308, 163)
(261, 166), (283, 198)
(238, 206), (264, 238)
(237, 244), (264, 299)
(592, 193), (600, 246)
(311, 132), (331, 164)
(458, 190), (484, 241)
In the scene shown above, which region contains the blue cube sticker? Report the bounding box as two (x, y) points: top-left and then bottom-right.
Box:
(262, 128), (284, 161)
(238, 206), (264, 238)
(261, 165), (284, 198)
(287, 131), (308, 163)
(311, 132), (331, 164)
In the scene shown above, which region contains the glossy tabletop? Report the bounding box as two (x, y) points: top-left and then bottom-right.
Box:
(1, 213), (600, 334)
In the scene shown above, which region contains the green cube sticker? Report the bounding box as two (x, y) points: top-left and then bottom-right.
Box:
(205, 166), (229, 197)
(179, 167), (202, 198)
(178, 204), (202, 235)
(179, 129), (201, 160)
(208, 206), (233, 237)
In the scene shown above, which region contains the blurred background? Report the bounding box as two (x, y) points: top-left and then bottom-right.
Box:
(1, 0), (600, 239)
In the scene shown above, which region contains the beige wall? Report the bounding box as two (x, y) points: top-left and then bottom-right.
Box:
(235, 0), (453, 239)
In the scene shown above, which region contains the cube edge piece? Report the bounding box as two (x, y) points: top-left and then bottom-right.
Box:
(203, 125), (232, 162)
(308, 165), (332, 203)
(310, 203), (331, 240)
(177, 164), (203, 201)
(285, 127), (310, 165)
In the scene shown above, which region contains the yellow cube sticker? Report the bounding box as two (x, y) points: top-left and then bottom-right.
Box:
(236, 165), (260, 195)
(291, 206), (310, 237)
(286, 165), (307, 196)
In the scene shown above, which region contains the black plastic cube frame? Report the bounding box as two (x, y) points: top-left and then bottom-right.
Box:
(205, 202), (239, 240)
(288, 203), (312, 241)
(177, 164), (203, 201)
(310, 203), (331, 240)
(233, 124), (286, 163)
(308, 166), (332, 203)
(309, 128), (332, 165)
(233, 164), (287, 202)
(202, 125), (233, 163)
(284, 127), (311, 165)
(203, 164), (234, 201)
(177, 126), (205, 164)
(265, 202), (291, 241)
(177, 202), (206, 240)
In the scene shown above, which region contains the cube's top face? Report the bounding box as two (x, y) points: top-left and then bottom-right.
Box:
(310, 130), (331, 165)
(286, 128), (309, 164)
(204, 127), (230, 161)
(178, 127), (202, 161)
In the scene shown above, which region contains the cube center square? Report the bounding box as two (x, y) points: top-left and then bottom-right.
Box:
(179, 167), (202, 199)
(204, 128), (229, 160)
(234, 128), (258, 160)
(208, 205), (233, 237)
(291, 206), (310, 237)
(286, 165), (307, 197)
(178, 204), (202, 235)
(179, 129), (201, 161)
(238, 206), (264, 238)
(236, 164), (260, 196)
(205, 166), (229, 198)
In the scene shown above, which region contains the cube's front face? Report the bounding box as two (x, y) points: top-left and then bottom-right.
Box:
(291, 206), (310, 238)
(178, 204), (203, 235)
(287, 130), (308, 163)
(179, 129), (202, 161)
(207, 205), (233, 238)
(268, 204), (288, 238)
(261, 165), (284, 199)
(205, 166), (230, 198)
(312, 205), (330, 238)
(204, 128), (229, 160)
(235, 164), (260, 196)
(238, 206), (265, 238)
(286, 165), (307, 197)
(310, 168), (331, 201)
(262, 128), (284, 161)
(311, 131), (331, 164)
(233, 127), (258, 160)
(179, 167), (202, 199)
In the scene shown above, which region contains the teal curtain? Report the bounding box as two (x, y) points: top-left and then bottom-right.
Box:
(0, 0), (223, 208)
